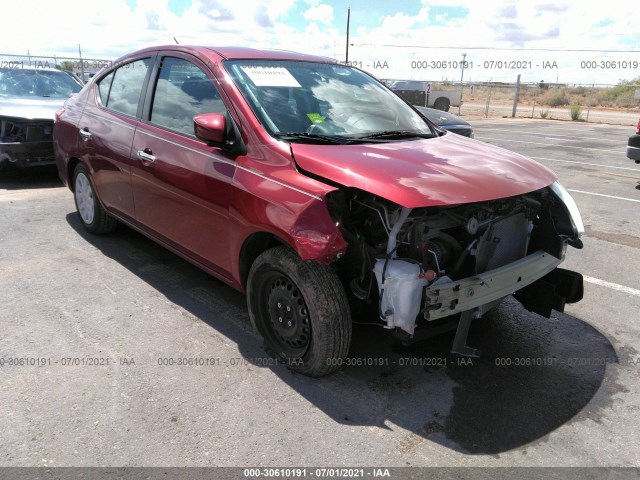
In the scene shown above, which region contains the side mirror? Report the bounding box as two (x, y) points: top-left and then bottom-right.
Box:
(194, 113), (226, 144)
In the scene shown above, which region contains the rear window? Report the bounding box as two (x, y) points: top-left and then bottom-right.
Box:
(97, 58), (152, 117)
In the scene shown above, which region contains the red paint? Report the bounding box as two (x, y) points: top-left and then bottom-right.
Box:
(291, 133), (556, 208)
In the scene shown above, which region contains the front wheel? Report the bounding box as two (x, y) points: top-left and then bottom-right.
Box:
(247, 246), (352, 377)
(73, 164), (118, 234)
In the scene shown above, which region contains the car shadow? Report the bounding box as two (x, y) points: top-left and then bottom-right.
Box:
(66, 213), (620, 455)
(0, 165), (62, 189)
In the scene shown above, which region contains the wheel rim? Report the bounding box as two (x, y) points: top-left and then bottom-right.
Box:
(75, 172), (95, 225)
(262, 272), (311, 358)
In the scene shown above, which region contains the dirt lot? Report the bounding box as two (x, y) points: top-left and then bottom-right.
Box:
(1, 120), (639, 477)
(458, 86), (639, 125)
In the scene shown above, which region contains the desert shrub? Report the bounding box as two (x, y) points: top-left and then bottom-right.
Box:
(569, 86), (588, 96)
(570, 105), (582, 121)
(596, 76), (640, 107)
(539, 110), (550, 119)
(598, 88), (622, 103)
(543, 88), (570, 106)
(613, 91), (638, 108)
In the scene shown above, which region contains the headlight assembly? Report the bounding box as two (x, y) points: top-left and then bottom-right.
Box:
(550, 181), (585, 240)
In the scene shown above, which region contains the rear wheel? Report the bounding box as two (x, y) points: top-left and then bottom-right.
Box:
(433, 97), (450, 112)
(247, 246), (352, 377)
(73, 164), (118, 234)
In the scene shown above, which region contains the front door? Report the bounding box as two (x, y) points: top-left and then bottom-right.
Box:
(130, 54), (236, 277)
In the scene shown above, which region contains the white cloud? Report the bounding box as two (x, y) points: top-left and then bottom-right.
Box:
(420, 0), (467, 6)
(341, 1), (639, 83)
(303, 4), (334, 26)
(379, 9), (425, 32)
(1, 0), (301, 57)
(0, 0), (637, 84)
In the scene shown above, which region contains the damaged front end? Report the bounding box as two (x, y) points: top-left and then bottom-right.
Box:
(327, 181), (584, 348)
(0, 116), (55, 168)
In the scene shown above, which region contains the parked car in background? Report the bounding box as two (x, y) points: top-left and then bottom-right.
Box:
(54, 45), (585, 377)
(414, 106), (473, 137)
(0, 67), (82, 170)
(385, 80), (461, 112)
(627, 119), (640, 163)
(82, 72), (96, 83)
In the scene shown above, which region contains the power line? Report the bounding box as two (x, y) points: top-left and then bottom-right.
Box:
(350, 44), (640, 53)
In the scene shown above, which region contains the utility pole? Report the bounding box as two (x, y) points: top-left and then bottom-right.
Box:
(78, 44), (85, 82)
(586, 81), (595, 122)
(512, 74), (521, 118)
(345, 7), (350, 63)
(458, 52), (466, 115)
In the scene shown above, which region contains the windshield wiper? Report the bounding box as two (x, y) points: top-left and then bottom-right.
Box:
(274, 131), (434, 145)
(355, 130), (434, 140)
(274, 132), (354, 144)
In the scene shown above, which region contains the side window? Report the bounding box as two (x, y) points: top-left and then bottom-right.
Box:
(150, 57), (225, 136)
(101, 58), (151, 116)
(97, 71), (114, 106)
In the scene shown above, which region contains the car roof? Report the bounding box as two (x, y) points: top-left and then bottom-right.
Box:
(206, 46), (337, 62)
(119, 45), (338, 63)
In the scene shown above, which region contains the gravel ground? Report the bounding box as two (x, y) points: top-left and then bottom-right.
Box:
(1, 120), (639, 474)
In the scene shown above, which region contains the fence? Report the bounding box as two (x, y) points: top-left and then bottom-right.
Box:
(2, 53), (639, 125)
(455, 80), (640, 125)
(377, 76), (640, 125)
(0, 53), (114, 81)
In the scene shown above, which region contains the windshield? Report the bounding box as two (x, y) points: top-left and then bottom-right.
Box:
(223, 60), (435, 141)
(0, 68), (83, 99)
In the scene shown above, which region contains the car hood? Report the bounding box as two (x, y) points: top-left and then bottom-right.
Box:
(0, 97), (67, 121)
(416, 107), (469, 127)
(290, 133), (557, 207)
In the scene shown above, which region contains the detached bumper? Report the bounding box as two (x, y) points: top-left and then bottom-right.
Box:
(0, 141), (55, 168)
(424, 250), (565, 321)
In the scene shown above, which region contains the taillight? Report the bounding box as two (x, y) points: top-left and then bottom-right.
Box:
(636, 119), (640, 135)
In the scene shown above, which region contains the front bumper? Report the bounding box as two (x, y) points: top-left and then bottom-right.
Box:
(424, 250), (563, 321)
(0, 141), (55, 168)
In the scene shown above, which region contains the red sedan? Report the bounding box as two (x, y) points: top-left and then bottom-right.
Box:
(54, 45), (585, 376)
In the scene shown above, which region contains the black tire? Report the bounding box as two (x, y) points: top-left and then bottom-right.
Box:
(72, 164), (118, 234)
(247, 246), (352, 377)
(433, 97), (450, 112)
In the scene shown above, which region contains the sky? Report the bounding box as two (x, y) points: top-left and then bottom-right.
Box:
(2, 0), (639, 85)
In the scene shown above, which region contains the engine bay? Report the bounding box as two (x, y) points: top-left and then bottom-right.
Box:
(327, 185), (581, 337)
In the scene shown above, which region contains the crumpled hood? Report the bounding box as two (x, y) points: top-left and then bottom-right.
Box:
(0, 97), (66, 121)
(291, 132), (557, 207)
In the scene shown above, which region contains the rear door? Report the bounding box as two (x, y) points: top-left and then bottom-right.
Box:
(130, 53), (236, 278)
(77, 57), (153, 221)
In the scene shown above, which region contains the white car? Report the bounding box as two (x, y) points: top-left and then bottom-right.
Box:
(0, 67), (82, 170)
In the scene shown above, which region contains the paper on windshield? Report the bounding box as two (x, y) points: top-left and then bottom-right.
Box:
(241, 66), (301, 87)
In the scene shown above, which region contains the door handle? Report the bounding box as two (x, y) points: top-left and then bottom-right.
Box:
(136, 150), (156, 163)
(79, 128), (92, 139)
